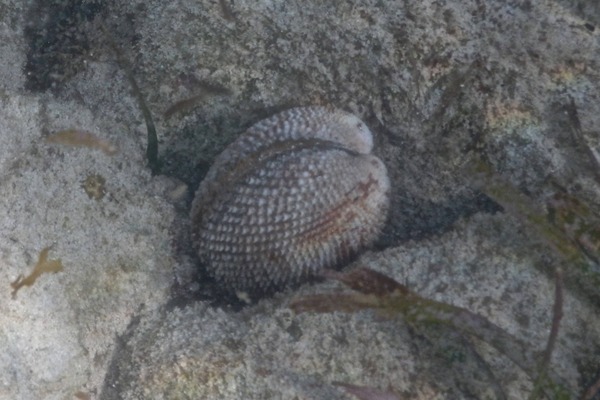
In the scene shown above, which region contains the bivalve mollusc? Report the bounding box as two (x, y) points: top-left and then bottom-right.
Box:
(190, 106), (390, 297)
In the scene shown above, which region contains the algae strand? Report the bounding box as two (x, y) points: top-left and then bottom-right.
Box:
(290, 267), (571, 398)
(46, 129), (117, 155)
(11, 247), (63, 298)
(101, 24), (160, 175)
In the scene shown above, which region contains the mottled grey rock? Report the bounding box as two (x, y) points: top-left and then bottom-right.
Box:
(1, 0), (599, 398)
(101, 213), (600, 399)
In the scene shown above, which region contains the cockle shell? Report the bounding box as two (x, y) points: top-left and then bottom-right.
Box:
(191, 106), (390, 296)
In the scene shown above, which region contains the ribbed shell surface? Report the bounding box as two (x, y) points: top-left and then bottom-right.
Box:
(191, 107), (390, 295)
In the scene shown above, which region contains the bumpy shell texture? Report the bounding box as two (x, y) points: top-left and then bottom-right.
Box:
(191, 106), (390, 296)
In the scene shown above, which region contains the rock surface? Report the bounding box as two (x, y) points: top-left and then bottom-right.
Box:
(0, 0), (599, 399)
